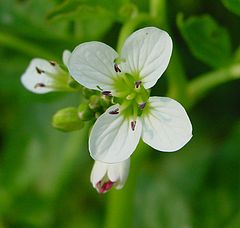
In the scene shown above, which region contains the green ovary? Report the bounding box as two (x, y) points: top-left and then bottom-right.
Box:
(112, 73), (150, 119)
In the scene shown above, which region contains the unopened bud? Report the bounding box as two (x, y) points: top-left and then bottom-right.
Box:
(89, 95), (101, 110)
(100, 95), (111, 109)
(95, 112), (101, 119)
(78, 103), (94, 121)
(82, 87), (97, 99)
(52, 107), (84, 132)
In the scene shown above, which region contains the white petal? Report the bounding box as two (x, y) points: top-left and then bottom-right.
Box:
(90, 161), (107, 187)
(141, 97), (192, 152)
(21, 58), (57, 94)
(62, 50), (71, 66)
(120, 27), (172, 89)
(89, 105), (142, 163)
(108, 158), (130, 189)
(68, 41), (118, 91)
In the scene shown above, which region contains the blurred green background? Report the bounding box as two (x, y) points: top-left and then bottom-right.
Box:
(0, 0), (240, 227)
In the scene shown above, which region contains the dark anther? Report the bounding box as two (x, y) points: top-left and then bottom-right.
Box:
(131, 120), (136, 131)
(135, 80), (142, 88)
(35, 67), (45, 74)
(114, 63), (121, 73)
(109, 108), (119, 115)
(139, 102), (146, 110)
(34, 83), (45, 88)
(102, 91), (112, 96)
(49, 60), (57, 66)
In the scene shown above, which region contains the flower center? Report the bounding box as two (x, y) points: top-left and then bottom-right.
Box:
(112, 73), (150, 119)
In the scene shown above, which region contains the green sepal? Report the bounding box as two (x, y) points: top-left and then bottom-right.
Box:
(68, 77), (82, 89)
(52, 107), (84, 132)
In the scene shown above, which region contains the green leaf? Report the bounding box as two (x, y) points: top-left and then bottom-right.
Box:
(177, 14), (232, 69)
(47, 3), (115, 40)
(46, 0), (83, 20)
(222, 0), (240, 16)
(0, 0), (71, 42)
(47, 0), (127, 20)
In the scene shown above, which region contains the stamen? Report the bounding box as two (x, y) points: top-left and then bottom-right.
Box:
(102, 91), (112, 96)
(109, 108), (119, 115)
(135, 80), (142, 88)
(131, 120), (136, 131)
(96, 180), (115, 194)
(139, 102), (146, 109)
(49, 60), (57, 66)
(114, 63), (121, 73)
(35, 67), (45, 74)
(34, 83), (45, 88)
(96, 85), (103, 91)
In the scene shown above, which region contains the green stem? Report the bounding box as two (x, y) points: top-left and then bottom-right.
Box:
(150, 0), (188, 104)
(166, 48), (189, 105)
(187, 63), (240, 108)
(150, 0), (167, 26)
(0, 32), (55, 59)
(104, 142), (149, 228)
(105, 1), (189, 227)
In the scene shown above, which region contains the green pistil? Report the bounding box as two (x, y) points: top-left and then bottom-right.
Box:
(112, 73), (150, 118)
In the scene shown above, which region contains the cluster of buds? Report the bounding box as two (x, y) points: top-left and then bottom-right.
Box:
(21, 50), (130, 194)
(52, 87), (114, 132)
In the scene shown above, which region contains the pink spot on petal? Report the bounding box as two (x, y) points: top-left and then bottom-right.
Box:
(96, 180), (115, 194)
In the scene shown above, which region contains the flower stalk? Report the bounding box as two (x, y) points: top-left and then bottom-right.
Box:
(187, 63), (240, 108)
(104, 142), (149, 228)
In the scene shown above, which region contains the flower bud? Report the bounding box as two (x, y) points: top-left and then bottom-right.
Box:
(90, 159), (130, 194)
(99, 95), (112, 110)
(52, 107), (84, 132)
(81, 87), (97, 99)
(78, 103), (94, 121)
(88, 95), (101, 110)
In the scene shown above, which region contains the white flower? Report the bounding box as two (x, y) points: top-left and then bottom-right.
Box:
(90, 159), (130, 193)
(21, 50), (72, 94)
(68, 27), (193, 163)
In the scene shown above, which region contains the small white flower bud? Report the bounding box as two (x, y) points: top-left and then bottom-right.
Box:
(90, 159), (130, 194)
